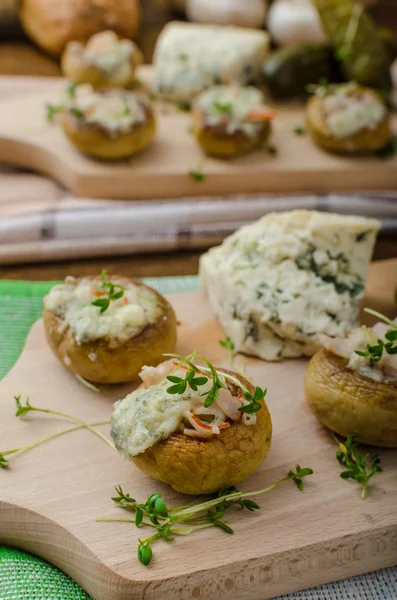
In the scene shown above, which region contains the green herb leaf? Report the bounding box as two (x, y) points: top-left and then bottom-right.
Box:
(91, 298), (110, 313)
(154, 498), (169, 517)
(138, 541), (153, 566)
(214, 520), (234, 534)
(135, 507), (144, 526)
(178, 102), (191, 112)
(69, 107), (85, 119)
(239, 386), (266, 414)
(15, 395), (33, 418)
(287, 464), (314, 491)
(294, 125), (306, 136)
(214, 101), (233, 115)
(189, 169), (206, 182)
(335, 433), (382, 499)
(219, 337), (235, 352)
(91, 270), (124, 313)
(0, 453), (9, 469)
(267, 144), (278, 157)
(66, 82), (77, 99)
(46, 103), (63, 123)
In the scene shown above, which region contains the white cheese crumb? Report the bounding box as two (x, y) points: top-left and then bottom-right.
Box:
(44, 278), (160, 345)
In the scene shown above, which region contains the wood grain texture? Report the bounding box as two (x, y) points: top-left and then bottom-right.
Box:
(0, 259), (396, 600)
(0, 68), (396, 199)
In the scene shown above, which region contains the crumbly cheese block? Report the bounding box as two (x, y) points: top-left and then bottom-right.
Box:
(153, 21), (270, 103)
(199, 210), (381, 361)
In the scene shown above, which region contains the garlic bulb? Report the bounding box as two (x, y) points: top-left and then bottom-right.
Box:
(267, 0), (326, 47)
(187, 0), (268, 29)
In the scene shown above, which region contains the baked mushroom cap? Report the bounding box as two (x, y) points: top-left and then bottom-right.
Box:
(43, 276), (177, 384)
(113, 368), (272, 495)
(61, 30), (143, 89)
(306, 83), (391, 154)
(305, 348), (397, 447)
(61, 86), (155, 160)
(192, 85), (273, 158)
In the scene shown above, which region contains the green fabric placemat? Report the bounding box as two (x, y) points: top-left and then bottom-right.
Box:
(0, 276), (198, 600)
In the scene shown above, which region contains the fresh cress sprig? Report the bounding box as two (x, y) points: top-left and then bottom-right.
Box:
(164, 352), (228, 407)
(164, 352), (267, 414)
(218, 337), (252, 381)
(97, 465), (314, 566)
(164, 353), (264, 413)
(354, 308), (397, 362)
(219, 337), (235, 367)
(14, 395), (114, 449)
(0, 395), (112, 469)
(0, 420), (109, 469)
(335, 433), (382, 499)
(91, 269), (125, 313)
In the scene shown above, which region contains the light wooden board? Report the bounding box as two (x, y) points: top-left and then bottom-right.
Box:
(0, 259), (396, 600)
(0, 69), (396, 199)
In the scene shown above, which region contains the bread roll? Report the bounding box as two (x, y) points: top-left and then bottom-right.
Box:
(20, 0), (141, 56)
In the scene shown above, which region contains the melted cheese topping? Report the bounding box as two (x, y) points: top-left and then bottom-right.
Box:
(83, 31), (135, 75)
(111, 360), (254, 457)
(320, 83), (386, 139)
(200, 210), (380, 361)
(195, 85), (268, 137)
(67, 85), (148, 137)
(44, 276), (160, 346)
(319, 320), (397, 384)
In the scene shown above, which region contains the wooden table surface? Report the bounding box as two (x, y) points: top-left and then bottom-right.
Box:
(0, 3), (396, 280)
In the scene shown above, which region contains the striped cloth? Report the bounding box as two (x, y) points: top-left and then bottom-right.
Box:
(1, 167), (397, 264)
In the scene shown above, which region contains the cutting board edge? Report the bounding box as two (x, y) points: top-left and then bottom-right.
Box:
(1, 498), (397, 600)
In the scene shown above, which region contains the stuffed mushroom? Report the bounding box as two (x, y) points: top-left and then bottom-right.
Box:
(111, 355), (273, 494)
(305, 313), (397, 447)
(306, 82), (391, 154)
(61, 30), (143, 89)
(61, 84), (155, 160)
(43, 273), (177, 384)
(192, 85), (274, 158)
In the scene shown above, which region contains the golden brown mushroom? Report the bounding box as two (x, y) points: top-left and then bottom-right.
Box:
(111, 362), (273, 494)
(43, 274), (177, 384)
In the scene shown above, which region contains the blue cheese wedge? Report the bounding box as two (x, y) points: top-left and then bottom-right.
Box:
(199, 210), (381, 361)
(153, 22), (270, 103)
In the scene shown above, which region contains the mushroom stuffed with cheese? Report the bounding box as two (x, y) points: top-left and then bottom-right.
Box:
(61, 30), (143, 89)
(60, 84), (155, 160)
(305, 313), (397, 447)
(306, 82), (391, 154)
(43, 273), (177, 384)
(111, 355), (272, 494)
(192, 85), (273, 157)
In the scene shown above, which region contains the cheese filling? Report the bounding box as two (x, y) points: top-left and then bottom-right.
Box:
(319, 319), (397, 384)
(82, 31), (134, 75)
(44, 276), (160, 346)
(195, 85), (271, 137)
(111, 359), (255, 457)
(67, 85), (148, 137)
(319, 83), (386, 139)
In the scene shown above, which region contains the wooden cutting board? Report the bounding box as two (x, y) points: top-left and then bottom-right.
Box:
(0, 259), (396, 600)
(0, 69), (396, 199)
